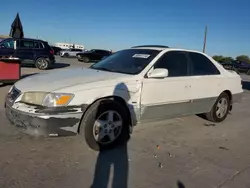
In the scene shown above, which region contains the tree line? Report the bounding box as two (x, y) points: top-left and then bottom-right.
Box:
(212, 55), (250, 64)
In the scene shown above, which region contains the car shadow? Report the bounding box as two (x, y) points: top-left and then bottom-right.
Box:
(196, 113), (207, 121)
(90, 82), (135, 188)
(59, 56), (77, 59)
(21, 62), (70, 69)
(50, 62), (70, 69)
(242, 80), (250, 90)
(20, 73), (38, 79)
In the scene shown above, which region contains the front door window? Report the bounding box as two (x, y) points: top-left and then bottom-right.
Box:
(154, 51), (189, 77)
(0, 39), (15, 49)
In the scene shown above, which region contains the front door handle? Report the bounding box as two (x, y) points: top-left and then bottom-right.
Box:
(185, 85), (191, 88)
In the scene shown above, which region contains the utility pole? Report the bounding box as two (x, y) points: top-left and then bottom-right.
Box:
(203, 25), (207, 53)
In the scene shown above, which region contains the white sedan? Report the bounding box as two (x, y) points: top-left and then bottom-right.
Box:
(5, 46), (243, 151)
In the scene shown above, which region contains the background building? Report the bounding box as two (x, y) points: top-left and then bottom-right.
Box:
(0, 35), (9, 39)
(54, 42), (84, 50)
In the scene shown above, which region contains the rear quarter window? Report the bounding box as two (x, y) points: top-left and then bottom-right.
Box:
(42, 42), (51, 50)
(38, 42), (45, 49)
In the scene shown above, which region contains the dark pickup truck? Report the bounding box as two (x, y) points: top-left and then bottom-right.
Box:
(220, 60), (250, 75)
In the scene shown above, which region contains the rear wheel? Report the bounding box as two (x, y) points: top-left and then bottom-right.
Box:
(82, 56), (90, 63)
(247, 69), (250, 75)
(79, 100), (130, 151)
(205, 92), (230, 123)
(35, 58), (49, 70)
(63, 53), (69, 58)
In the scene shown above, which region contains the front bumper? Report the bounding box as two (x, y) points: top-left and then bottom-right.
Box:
(5, 102), (85, 137)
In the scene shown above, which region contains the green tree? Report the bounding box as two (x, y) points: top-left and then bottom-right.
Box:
(212, 55), (224, 62)
(236, 55), (250, 63)
(212, 55), (233, 63)
(223, 57), (234, 63)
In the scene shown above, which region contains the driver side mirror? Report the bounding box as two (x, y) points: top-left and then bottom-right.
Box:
(147, 68), (169, 79)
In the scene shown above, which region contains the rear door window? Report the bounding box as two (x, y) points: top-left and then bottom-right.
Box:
(34, 42), (40, 48)
(19, 40), (34, 48)
(188, 52), (220, 76)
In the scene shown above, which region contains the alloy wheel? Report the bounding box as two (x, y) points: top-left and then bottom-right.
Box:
(93, 110), (123, 145)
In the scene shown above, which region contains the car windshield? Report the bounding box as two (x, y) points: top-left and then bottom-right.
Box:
(90, 49), (160, 75)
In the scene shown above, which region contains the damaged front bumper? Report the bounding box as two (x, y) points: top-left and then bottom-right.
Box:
(5, 101), (87, 137)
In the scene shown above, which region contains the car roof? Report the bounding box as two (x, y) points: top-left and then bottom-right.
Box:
(131, 45), (169, 48)
(129, 46), (207, 55)
(0, 37), (46, 43)
(91, 49), (110, 51)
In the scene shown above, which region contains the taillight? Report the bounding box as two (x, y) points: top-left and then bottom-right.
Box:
(50, 49), (54, 55)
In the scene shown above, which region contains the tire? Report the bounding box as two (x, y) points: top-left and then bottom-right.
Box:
(63, 53), (69, 58)
(35, 58), (49, 70)
(79, 100), (130, 151)
(77, 58), (83, 62)
(247, 69), (250, 75)
(82, 56), (90, 63)
(205, 92), (230, 123)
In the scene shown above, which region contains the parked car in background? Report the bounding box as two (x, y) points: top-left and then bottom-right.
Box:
(60, 48), (83, 57)
(219, 60), (250, 74)
(5, 46), (243, 151)
(0, 38), (55, 70)
(50, 46), (62, 55)
(76, 49), (112, 62)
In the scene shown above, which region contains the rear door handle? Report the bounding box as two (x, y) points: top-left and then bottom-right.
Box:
(185, 85), (191, 88)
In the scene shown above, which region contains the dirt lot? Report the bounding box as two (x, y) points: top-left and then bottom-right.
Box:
(0, 57), (250, 188)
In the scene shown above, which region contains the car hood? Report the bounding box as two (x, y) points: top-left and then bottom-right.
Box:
(15, 68), (133, 92)
(77, 51), (90, 55)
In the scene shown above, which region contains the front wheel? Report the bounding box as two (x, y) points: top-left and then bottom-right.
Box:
(205, 92), (230, 123)
(79, 100), (130, 151)
(35, 58), (49, 70)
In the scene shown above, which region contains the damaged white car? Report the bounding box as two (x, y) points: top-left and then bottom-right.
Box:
(5, 46), (243, 151)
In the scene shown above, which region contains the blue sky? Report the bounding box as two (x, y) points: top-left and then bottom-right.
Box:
(0, 0), (249, 57)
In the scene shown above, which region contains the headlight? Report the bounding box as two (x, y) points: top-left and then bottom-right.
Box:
(21, 92), (74, 107)
(43, 93), (74, 107)
(8, 86), (14, 93)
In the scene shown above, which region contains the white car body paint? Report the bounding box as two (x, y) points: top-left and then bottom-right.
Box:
(6, 47), (243, 136)
(15, 47), (243, 109)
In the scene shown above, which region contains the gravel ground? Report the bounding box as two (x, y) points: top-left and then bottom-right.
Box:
(0, 56), (250, 188)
